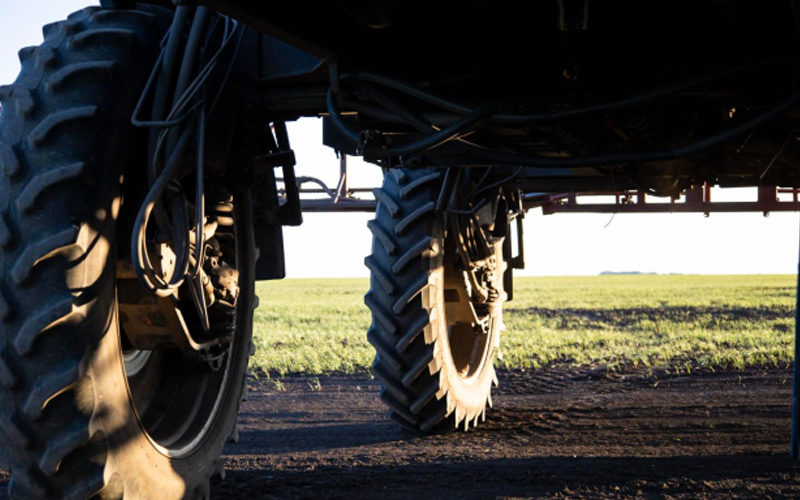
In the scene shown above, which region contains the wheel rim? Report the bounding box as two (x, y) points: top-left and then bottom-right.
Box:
(448, 322), (492, 381)
(122, 348), (152, 378)
(443, 213), (501, 384)
(120, 188), (242, 458)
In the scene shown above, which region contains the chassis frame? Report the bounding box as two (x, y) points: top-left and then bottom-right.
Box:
(107, 0), (800, 458)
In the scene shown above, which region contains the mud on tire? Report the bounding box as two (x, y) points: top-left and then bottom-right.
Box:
(0, 6), (254, 500)
(365, 168), (504, 433)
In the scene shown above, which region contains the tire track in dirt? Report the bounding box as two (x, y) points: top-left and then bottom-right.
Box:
(1, 367), (798, 499)
(212, 367), (798, 500)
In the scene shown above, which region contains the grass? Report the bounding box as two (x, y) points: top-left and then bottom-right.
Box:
(251, 275), (796, 377)
(251, 279), (373, 376)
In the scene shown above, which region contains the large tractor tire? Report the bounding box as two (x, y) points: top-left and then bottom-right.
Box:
(365, 168), (506, 433)
(0, 5), (254, 500)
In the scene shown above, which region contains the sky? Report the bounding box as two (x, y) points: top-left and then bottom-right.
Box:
(3, 0), (800, 278)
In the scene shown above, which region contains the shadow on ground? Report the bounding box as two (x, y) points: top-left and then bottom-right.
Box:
(213, 453), (799, 500)
(1, 368), (796, 499)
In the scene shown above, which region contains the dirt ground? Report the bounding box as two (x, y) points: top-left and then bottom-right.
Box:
(2, 367), (799, 499)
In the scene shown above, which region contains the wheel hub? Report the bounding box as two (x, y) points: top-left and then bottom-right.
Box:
(444, 211), (505, 381)
(120, 187), (244, 456)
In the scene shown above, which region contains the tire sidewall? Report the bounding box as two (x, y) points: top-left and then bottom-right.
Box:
(0, 6), (253, 499)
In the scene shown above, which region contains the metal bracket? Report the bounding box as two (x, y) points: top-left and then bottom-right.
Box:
(257, 150), (296, 168)
(510, 214), (525, 270)
(271, 122), (303, 226)
(116, 265), (225, 352)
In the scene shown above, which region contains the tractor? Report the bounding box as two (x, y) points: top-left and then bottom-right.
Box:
(1, 1), (800, 499)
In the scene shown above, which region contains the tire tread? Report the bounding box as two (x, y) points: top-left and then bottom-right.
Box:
(365, 168), (498, 434)
(0, 8), (169, 498)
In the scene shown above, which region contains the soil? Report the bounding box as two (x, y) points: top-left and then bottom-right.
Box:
(2, 367), (799, 499)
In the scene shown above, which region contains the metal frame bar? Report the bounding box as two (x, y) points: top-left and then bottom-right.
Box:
(533, 185), (800, 216)
(278, 154), (379, 212)
(284, 162), (800, 216)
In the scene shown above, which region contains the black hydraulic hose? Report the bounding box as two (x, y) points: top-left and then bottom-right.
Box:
(145, 6), (190, 235)
(190, 105), (210, 332)
(338, 95), (459, 128)
(171, 7), (211, 110)
(342, 58), (800, 126)
(169, 191), (192, 288)
(167, 7), (210, 154)
(329, 83), (496, 156)
(472, 167), (524, 197)
(436, 168), (459, 211)
(208, 24), (245, 115)
(148, 6), (190, 181)
(131, 49), (203, 129)
(346, 83), (529, 171)
(193, 105), (206, 277)
(326, 88), (361, 144)
(136, 20), (240, 135)
(352, 82), (431, 132)
(141, 20), (243, 204)
(365, 100), (496, 156)
(337, 96), (398, 123)
(327, 79), (800, 168)
(132, 124), (196, 296)
(447, 197), (490, 216)
(464, 88), (800, 168)
(129, 11), (246, 299)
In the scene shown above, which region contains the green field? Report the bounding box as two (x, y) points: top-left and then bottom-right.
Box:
(251, 275), (796, 377)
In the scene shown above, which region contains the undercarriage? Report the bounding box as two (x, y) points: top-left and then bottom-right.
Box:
(2, 1), (800, 499)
